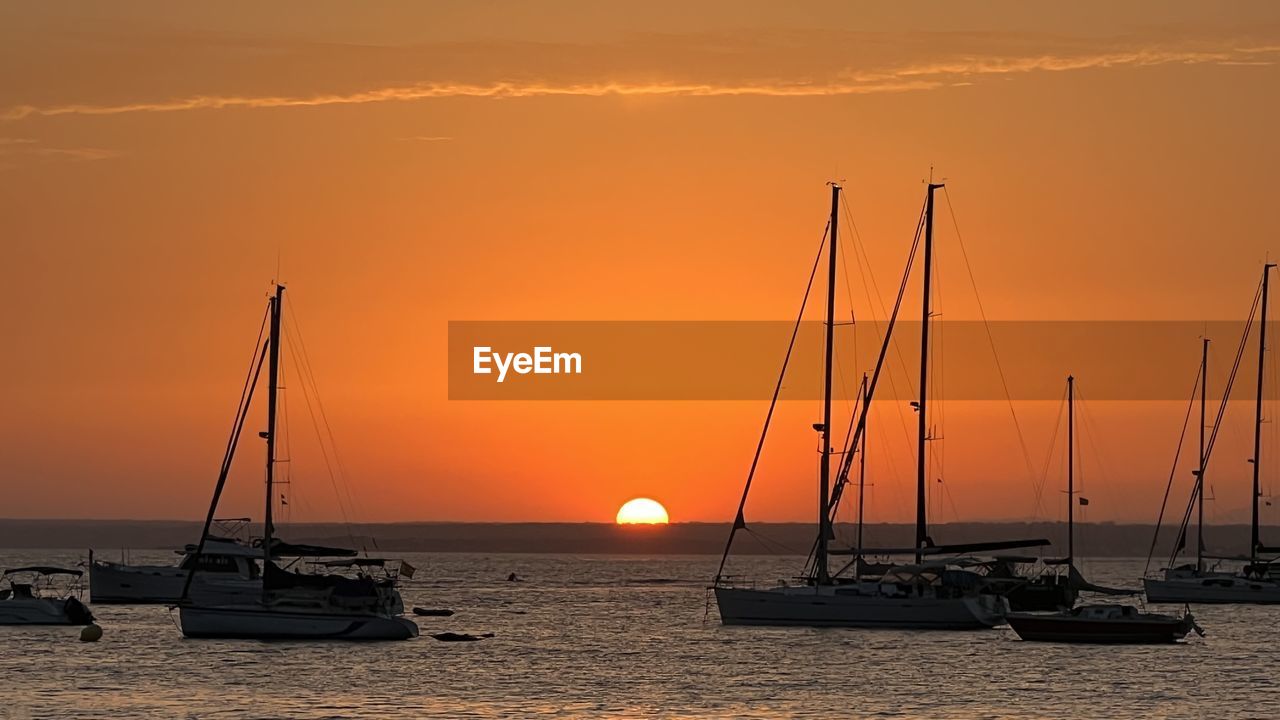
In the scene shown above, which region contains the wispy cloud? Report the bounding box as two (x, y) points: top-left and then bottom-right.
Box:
(399, 135), (454, 142)
(2, 43), (1276, 121)
(0, 138), (120, 165)
(0, 79), (942, 120)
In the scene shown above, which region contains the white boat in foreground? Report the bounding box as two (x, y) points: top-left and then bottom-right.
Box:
(715, 564), (1007, 629)
(1144, 568), (1280, 604)
(1144, 266), (1280, 605)
(90, 536), (260, 605)
(175, 284), (417, 641)
(0, 567), (95, 626)
(710, 183), (1045, 629)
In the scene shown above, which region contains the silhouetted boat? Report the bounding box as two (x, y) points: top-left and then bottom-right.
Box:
(1007, 604), (1201, 644)
(994, 376), (1132, 610)
(0, 567), (95, 625)
(176, 284), (417, 641)
(90, 530), (260, 604)
(713, 183), (1046, 629)
(1145, 265), (1280, 604)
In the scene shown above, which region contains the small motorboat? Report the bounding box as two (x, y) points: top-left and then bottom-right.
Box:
(1006, 604), (1202, 644)
(0, 567), (96, 626)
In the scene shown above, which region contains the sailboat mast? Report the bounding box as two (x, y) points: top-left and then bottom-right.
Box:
(916, 183), (942, 563)
(1067, 375), (1074, 568)
(816, 184), (839, 584)
(1252, 265), (1274, 563)
(1198, 338), (1208, 571)
(263, 284), (284, 591)
(856, 373), (869, 574)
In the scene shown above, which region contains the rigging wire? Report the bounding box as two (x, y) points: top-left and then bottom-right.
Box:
(714, 220), (830, 584)
(1039, 384), (1068, 512)
(1147, 282), (1262, 573)
(182, 303), (271, 600)
(843, 194), (920, 401)
(843, 196), (918, 512)
(940, 187), (1045, 519)
(283, 302), (363, 552)
(825, 195), (927, 530)
(930, 239), (946, 521)
(1142, 367), (1202, 577)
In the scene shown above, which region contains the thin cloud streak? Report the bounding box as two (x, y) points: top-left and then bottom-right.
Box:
(3, 44), (1276, 121)
(1, 79), (942, 120)
(0, 138), (121, 165)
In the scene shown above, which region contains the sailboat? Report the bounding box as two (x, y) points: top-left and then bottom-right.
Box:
(1145, 263), (1280, 604)
(177, 284), (419, 640)
(991, 377), (1135, 610)
(713, 182), (1045, 629)
(1001, 377), (1198, 645)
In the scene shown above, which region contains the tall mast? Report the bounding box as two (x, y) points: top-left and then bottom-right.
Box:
(262, 283), (284, 595)
(815, 184), (839, 584)
(1067, 375), (1075, 569)
(916, 183), (942, 563)
(855, 373), (869, 576)
(1198, 338), (1208, 572)
(1252, 265), (1274, 563)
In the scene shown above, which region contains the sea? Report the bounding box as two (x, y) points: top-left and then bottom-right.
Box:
(1, 551), (1276, 719)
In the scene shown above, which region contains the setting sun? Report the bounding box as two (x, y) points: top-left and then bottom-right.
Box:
(615, 498), (670, 525)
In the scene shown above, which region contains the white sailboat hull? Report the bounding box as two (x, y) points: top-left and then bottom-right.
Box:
(714, 585), (1007, 629)
(0, 597), (88, 625)
(178, 604), (419, 640)
(91, 563), (259, 604)
(1144, 576), (1280, 604)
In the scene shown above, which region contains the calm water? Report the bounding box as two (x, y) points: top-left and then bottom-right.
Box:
(1, 551), (1276, 719)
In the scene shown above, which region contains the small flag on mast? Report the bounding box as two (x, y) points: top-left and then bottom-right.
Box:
(400, 560), (417, 579)
(1078, 497), (1089, 506)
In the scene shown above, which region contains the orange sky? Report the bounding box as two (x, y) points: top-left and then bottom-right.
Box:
(2, 2), (1280, 525)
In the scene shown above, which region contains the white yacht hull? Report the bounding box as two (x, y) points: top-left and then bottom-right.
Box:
(714, 585), (1007, 629)
(91, 563), (259, 605)
(0, 597), (90, 625)
(178, 604), (419, 640)
(1144, 576), (1280, 604)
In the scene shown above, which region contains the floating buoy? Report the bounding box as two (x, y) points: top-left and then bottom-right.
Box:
(80, 623), (103, 642)
(430, 632), (494, 642)
(412, 607), (455, 617)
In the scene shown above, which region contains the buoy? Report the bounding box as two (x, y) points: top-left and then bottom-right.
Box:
(430, 631), (494, 642)
(80, 623), (103, 642)
(412, 607), (455, 617)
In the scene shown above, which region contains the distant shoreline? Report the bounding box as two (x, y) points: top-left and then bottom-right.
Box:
(0, 519), (1272, 558)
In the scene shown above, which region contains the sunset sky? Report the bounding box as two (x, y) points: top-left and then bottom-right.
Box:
(2, 2), (1279, 527)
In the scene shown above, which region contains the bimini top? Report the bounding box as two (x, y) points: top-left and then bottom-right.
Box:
(180, 537), (261, 559)
(260, 538), (359, 558)
(3, 566), (83, 577)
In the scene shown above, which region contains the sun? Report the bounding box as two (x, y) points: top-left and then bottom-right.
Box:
(615, 498), (670, 525)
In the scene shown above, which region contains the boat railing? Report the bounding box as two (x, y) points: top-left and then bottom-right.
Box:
(713, 576), (802, 590)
